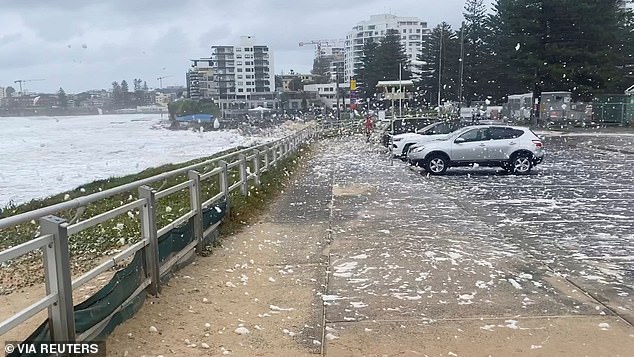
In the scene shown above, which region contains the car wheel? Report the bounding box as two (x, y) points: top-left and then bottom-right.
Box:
(424, 154), (448, 175)
(510, 153), (532, 174)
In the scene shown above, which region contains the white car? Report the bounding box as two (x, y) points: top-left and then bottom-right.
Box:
(391, 121), (464, 157)
(407, 125), (544, 175)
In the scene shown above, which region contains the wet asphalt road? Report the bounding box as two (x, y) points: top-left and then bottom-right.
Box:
(312, 133), (634, 355)
(415, 133), (634, 323)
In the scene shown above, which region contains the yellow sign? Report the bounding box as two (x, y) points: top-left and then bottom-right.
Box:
(350, 79), (357, 91)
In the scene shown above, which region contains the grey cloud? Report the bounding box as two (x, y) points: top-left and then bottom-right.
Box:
(0, 33), (23, 46)
(1, 0), (467, 92)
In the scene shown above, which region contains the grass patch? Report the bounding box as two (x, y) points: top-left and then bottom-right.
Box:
(218, 146), (311, 237)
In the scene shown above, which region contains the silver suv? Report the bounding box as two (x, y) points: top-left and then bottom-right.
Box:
(407, 125), (544, 175)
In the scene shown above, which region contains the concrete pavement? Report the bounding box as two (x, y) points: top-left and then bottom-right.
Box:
(107, 133), (634, 356)
(315, 135), (633, 356)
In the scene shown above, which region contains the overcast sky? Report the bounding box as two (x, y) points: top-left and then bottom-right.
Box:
(0, 0), (470, 93)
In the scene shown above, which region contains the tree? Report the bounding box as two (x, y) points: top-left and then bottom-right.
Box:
(167, 99), (220, 120)
(143, 81), (149, 91)
(462, 0), (491, 104)
(111, 81), (122, 108)
(618, 3), (634, 86)
(312, 57), (331, 77)
(121, 80), (129, 93)
(120, 80), (130, 107)
(414, 23), (461, 107)
(57, 88), (68, 108)
(356, 31), (411, 105)
(356, 40), (379, 100)
(5, 86), (16, 97)
(489, 0), (628, 104)
(288, 78), (303, 91)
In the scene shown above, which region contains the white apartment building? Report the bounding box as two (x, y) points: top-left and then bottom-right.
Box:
(344, 14), (430, 81)
(211, 36), (276, 110)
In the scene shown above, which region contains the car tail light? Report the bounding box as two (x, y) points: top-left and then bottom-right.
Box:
(532, 140), (543, 148)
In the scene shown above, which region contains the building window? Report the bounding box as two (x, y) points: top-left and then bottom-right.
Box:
(237, 81), (243, 85)
(237, 68), (242, 72)
(402, 29), (406, 33)
(236, 55), (242, 59)
(416, 29), (421, 33)
(238, 88), (243, 92)
(236, 48), (242, 52)
(237, 61), (242, 65)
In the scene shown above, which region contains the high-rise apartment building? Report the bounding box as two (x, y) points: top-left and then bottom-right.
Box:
(344, 14), (430, 81)
(210, 36), (275, 110)
(187, 58), (214, 100)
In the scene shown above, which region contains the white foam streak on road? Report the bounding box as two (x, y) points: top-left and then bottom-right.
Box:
(0, 114), (285, 206)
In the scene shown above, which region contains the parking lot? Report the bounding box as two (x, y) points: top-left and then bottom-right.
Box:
(412, 132), (634, 323)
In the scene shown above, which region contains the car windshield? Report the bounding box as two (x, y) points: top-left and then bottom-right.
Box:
(416, 122), (440, 133)
(2, 2), (633, 355)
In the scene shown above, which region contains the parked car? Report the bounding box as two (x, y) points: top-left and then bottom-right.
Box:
(407, 125), (544, 175)
(380, 118), (435, 147)
(391, 121), (465, 158)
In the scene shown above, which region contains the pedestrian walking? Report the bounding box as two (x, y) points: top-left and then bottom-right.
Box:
(364, 115), (374, 142)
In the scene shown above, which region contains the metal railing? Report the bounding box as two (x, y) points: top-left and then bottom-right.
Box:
(0, 125), (317, 343)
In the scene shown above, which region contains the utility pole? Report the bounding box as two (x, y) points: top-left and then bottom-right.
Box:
(458, 21), (465, 112)
(336, 72), (341, 120)
(399, 62), (402, 118)
(437, 27), (443, 115)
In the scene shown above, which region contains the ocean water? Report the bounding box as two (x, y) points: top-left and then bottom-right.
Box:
(0, 114), (276, 205)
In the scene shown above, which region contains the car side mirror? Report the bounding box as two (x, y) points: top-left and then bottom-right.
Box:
(454, 137), (466, 143)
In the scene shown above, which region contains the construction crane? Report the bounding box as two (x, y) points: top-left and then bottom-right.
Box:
(157, 75), (173, 89)
(13, 79), (45, 93)
(298, 39), (344, 59)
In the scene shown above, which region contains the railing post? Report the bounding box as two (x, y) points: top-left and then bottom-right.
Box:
(41, 216), (75, 343)
(188, 170), (204, 254)
(239, 154), (248, 196)
(264, 146), (270, 171)
(280, 141), (285, 159)
(218, 160), (231, 216)
(271, 145), (277, 167)
(252, 149), (261, 186)
(139, 186), (161, 296)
